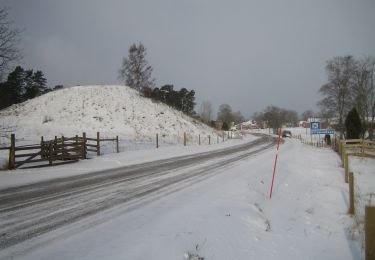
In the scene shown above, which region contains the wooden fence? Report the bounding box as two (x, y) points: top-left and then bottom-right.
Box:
(3, 130), (235, 169)
(336, 138), (375, 259)
(5, 132), (119, 170)
(339, 139), (375, 183)
(154, 131), (235, 148)
(296, 134), (337, 149)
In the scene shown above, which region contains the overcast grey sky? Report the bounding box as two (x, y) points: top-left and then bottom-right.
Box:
(2, 0), (375, 117)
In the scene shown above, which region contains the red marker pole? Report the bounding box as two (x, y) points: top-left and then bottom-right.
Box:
(269, 127), (282, 199)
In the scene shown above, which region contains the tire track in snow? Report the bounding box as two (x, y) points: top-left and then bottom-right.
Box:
(0, 134), (276, 249)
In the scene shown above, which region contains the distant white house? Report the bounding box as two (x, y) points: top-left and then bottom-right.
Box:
(237, 120), (259, 130)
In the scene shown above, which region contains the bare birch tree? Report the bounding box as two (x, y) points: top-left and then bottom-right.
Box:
(352, 57), (375, 137)
(318, 56), (355, 135)
(200, 100), (212, 123)
(118, 42), (155, 91)
(0, 7), (21, 81)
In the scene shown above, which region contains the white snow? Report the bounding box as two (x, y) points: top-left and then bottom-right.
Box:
(0, 85), (222, 169)
(0, 86), (366, 259)
(0, 135), (256, 190)
(0, 137), (362, 259)
(349, 156), (375, 250)
(0, 85), (219, 143)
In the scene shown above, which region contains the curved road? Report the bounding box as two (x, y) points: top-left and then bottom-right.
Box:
(0, 134), (276, 249)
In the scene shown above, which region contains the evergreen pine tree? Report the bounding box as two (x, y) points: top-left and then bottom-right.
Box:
(6, 66), (25, 104)
(0, 82), (11, 109)
(0, 66), (48, 109)
(185, 90), (196, 115)
(32, 70), (47, 95)
(23, 69), (35, 100)
(345, 107), (362, 139)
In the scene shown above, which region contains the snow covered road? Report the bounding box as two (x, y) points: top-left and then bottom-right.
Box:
(0, 135), (276, 253)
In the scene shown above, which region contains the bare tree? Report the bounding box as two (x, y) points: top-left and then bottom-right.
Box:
(252, 111), (264, 124)
(200, 100), (212, 123)
(318, 56), (355, 135)
(352, 57), (375, 138)
(366, 58), (375, 139)
(263, 106), (282, 129)
(0, 7), (21, 80)
(253, 106), (297, 129)
(118, 42), (155, 91)
(217, 104), (234, 125)
(280, 109), (298, 126)
(232, 110), (245, 125)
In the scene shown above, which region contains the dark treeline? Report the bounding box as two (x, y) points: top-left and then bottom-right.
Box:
(252, 106), (299, 129)
(0, 66), (48, 109)
(141, 85), (196, 115)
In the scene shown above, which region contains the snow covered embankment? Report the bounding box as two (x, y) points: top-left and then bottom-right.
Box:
(0, 85), (222, 169)
(2, 138), (361, 260)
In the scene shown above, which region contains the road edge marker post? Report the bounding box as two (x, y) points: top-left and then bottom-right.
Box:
(269, 127), (282, 199)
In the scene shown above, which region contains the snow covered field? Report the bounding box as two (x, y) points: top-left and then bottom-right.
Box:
(0, 136), (363, 259)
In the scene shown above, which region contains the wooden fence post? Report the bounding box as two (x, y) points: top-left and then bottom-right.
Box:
(184, 132), (186, 146)
(116, 136), (119, 153)
(208, 135), (211, 145)
(48, 142), (53, 165)
(40, 136), (44, 159)
(217, 136), (219, 144)
(8, 134), (15, 170)
(361, 140), (365, 156)
(344, 153), (349, 183)
(97, 132), (100, 156)
(365, 206), (375, 260)
(82, 132), (87, 159)
(199, 135), (201, 145)
(61, 136), (65, 160)
(348, 172), (354, 215)
(54, 136), (57, 157)
(222, 132), (224, 142)
(75, 135), (79, 158)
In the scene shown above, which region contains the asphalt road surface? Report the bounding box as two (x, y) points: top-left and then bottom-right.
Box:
(0, 134), (276, 250)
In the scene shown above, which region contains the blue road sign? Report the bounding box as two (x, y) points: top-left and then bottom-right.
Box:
(311, 129), (336, 135)
(310, 121), (321, 130)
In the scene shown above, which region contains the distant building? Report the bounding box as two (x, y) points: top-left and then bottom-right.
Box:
(238, 120), (259, 130)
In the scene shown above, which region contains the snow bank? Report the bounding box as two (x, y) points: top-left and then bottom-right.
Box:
(349, 156), (375, 249)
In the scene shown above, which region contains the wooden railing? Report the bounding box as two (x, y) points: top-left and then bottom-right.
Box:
(339, 139), (375, 182)
(5, 132), (119, 170)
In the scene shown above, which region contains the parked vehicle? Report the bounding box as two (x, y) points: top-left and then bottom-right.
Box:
(282, 130), (292, 138)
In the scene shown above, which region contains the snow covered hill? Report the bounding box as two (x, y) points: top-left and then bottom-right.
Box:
(0, 85), (219, 146)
